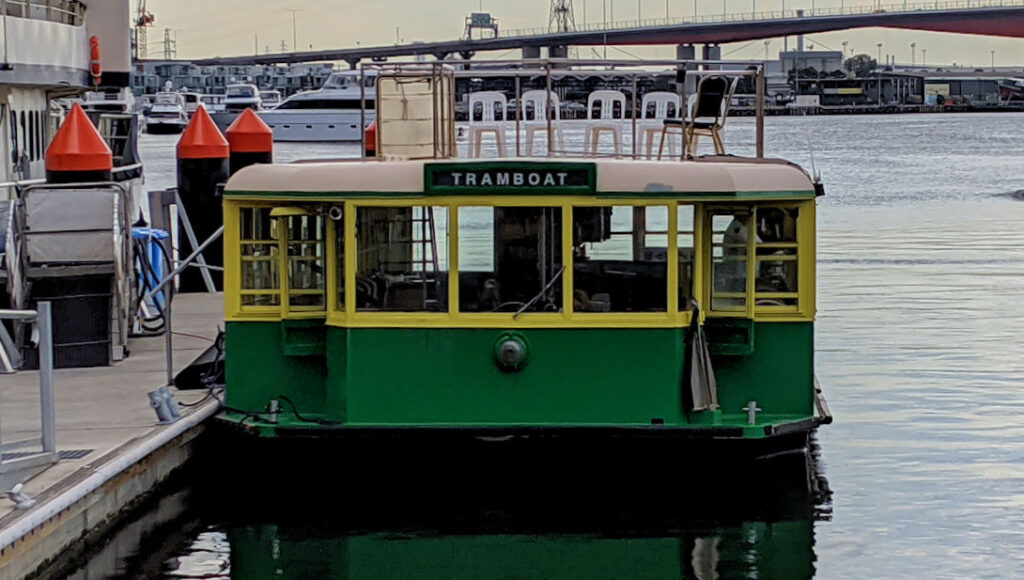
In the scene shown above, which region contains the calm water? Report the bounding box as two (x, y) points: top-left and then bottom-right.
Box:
(70, 113), (1024, 579)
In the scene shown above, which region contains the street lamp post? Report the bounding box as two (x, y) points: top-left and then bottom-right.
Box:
(876, 42), (882, 63)
(922, 48), (926, 67)
(911, 42), (916, 66)
(764, 39), (770, 60)
(285, 8), (300, 53)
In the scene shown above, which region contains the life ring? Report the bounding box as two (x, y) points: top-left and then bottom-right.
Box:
(89, 36), (102, 86)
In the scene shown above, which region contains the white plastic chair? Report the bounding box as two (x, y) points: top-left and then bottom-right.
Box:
(639, 91), (681, 159)
(520, 90), (565, 156)
(467, 91), (508, 157)
(583, 90), (626, 156)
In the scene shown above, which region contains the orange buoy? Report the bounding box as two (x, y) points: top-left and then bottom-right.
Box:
(364, 120), (377, 157)
(177, 106), (229, 292)
(45, 102), (112, 183)
(177, 106), (229, 160)
(225, 108), (273, 175)
(89, 36), (102, 86)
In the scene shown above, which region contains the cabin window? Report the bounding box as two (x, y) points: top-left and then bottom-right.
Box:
(239, 207), (280, 307)
(572, 205), (668, 313)
(709, 211), (751, 313)
(355, 206), (449, 312)
(457, 206), (564, 313)
(678, 204), (696, 310)
(754, 206), (799, 309)
(332, 211), (345, 311)
(284, 214), (326, 310)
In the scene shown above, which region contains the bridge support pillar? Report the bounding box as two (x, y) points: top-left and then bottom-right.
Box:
(548, 46), (568, 59)
(702, 44), (721, 70)
(676, 44), (697, 96)
(522, 46), (541, 60)
(345, 58), (360, 70)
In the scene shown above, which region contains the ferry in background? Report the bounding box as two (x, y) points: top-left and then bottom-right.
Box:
(145, 92), (189, 134)
(257, 70), (376, 142)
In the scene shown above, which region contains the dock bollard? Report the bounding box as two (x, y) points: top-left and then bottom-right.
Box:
(44, 103), (113, 184)
(226, 108), (273, 176)
(176, 107), (228, 293)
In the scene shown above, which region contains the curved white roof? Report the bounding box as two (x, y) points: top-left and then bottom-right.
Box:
(225, 157), (816, 196)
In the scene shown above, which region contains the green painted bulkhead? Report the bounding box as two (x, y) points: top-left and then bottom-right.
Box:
(223, 320), (814, 435)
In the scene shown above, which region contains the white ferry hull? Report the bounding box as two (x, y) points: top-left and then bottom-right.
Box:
(258, 110), (376, 142)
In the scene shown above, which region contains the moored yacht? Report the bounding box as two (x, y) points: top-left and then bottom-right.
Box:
(259, 89), (283, 110)
(224, 83), (262, 113)
(257, 70), (376, 142)
(145, 92), (188, 134)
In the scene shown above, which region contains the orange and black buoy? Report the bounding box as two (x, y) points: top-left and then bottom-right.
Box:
(364, 120), (377, 157)
(45, 103), (112, 184)
(177, 106), (229, 293)
(225, 108), (273, 176)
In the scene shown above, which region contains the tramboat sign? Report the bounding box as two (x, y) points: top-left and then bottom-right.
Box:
(425, 162), (595, 195)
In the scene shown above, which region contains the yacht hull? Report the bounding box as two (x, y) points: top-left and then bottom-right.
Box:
(258, 110), (376, 142)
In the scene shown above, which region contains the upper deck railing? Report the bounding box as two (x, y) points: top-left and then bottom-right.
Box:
(501, 0), (1024, 38)
(360, 58), (768, 161)
(0, 0), (85, 26)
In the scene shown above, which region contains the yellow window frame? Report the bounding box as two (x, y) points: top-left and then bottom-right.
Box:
(225, 200), (329, 321)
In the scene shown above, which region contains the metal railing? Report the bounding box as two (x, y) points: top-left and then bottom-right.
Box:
(0, 303), (57, 493)
(0, 0), (85, 26)
(501, 0), (1024, 37)
(361, 58), (767, 160)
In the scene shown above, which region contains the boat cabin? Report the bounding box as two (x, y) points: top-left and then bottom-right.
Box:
(217, 60), (829, 451)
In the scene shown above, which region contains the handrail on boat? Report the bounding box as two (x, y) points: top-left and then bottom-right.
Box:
(0, 0), (86, 26)
(358, 57), (767, 160)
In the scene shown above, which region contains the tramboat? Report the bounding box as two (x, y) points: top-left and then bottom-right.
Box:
(215, 60), (831, 459)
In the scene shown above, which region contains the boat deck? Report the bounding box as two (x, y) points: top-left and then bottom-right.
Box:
(0, 293), (223, 579)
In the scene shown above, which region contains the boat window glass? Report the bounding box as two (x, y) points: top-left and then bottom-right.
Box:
(333, 210), (344, 311)
(28, 111), (36, 161)
(355, 206), (449, 313)
(19, 112), (26, 162)
(285, 214), (326, 310)
(754, 206), (799, 308)
(572, 205), (668, 313)
(10, 110), (18, 164)
(239, 207), (280, 307)
(457, 206), (564, 314)
(678, 204), (696, 310)
(710, 211), (751, 312)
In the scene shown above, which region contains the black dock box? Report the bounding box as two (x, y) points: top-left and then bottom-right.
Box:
(22, 274), (113, 369)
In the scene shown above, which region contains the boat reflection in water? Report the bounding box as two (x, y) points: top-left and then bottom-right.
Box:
(153, 439), (831, 580)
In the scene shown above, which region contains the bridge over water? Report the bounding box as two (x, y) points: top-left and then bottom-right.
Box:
(189, 0), (1024, 67)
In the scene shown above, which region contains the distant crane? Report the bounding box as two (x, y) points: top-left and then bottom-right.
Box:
(134, 0), (156, 60)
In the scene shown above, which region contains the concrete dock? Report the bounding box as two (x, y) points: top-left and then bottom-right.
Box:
(0, 293), (223, 580)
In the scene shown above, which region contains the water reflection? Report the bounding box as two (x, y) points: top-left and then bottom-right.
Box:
(71, 437), (829, 580)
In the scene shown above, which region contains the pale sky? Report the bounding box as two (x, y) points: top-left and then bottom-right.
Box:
(152, 0), (1024, 69)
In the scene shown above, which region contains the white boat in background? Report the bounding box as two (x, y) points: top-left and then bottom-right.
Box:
(146, 92), (188, 134)
(200, 94), (226, 113)
(181, 92), (202, 117)
(224, 84), (262, 113)
(257, 71), (376, 142)
(259, 90), (283, 110)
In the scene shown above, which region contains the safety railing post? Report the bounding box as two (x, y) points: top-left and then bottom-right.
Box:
(37, 301), (55, 454)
